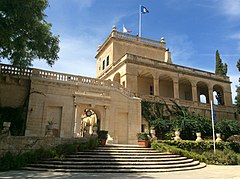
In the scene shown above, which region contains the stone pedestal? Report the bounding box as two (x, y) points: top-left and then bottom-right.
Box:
(174, 131), (181, 141)
(216, 133), (222, 142)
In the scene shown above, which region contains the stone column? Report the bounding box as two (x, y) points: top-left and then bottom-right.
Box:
(125, 74), (138, 96)
(173, 79), (179, 100)
(153, 77), (159, 96)
(192, 83), (198, 104)
(73, 99), (79, 137)
(224, 91), (232, 106)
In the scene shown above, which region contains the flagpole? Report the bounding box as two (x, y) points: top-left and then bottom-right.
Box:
(139, 5), (142, 37)
(210, 100), (216, 154)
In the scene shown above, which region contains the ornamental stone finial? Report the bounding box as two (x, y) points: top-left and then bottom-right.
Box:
(112, 25), (117, 31)
(161, 37), (165, 43)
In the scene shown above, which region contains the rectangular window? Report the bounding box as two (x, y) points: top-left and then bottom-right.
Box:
(102, 60), (105, 70)
(106, 56), (109, 66)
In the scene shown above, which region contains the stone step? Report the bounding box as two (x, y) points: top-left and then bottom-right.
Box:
(47, 156), (188, 162)
(24, 144), (206, 173)
(66, 154), (181, 158)
(74, 151), (175, 155)
(27, 160), (200, 169)
(89, 149), (160, 153)
(37, 158), (193, 165)
(23, 163), (206, 173)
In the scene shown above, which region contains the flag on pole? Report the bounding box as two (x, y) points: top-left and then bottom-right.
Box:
(210, 100), (216, 154)
(211, 101), (216, 123)
(139, 5), (149, 37)
(141, 6), (149, 14)
(123, 24), (131, 33)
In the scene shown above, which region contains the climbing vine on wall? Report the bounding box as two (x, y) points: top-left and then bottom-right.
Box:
(141, 100), (172, 138)
(0, 107), (25, 135)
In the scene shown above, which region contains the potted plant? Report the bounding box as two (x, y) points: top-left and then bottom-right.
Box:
(98, 130), (108, 145)
(47, 119), (55, 130)
(137, 132), (150, 147)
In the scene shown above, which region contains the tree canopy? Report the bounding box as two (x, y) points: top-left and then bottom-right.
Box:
(0, 0), (60, 67)
(215, 50), (227, 76)
(235, 59), (240, 113)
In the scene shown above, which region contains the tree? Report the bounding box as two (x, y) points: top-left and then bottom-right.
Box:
(215, 50), (225, 76)
(0, 0), (60, 67)
(235, 59), (240, 113)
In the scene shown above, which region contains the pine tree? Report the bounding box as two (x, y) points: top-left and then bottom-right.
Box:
(215, 50), (227, 76)
(236, 59), (240, 113)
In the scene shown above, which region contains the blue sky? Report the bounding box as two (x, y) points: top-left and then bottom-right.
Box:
(4, 0), (240, 101)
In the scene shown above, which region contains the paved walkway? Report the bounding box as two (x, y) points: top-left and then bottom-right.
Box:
(0, 165), (239, 179)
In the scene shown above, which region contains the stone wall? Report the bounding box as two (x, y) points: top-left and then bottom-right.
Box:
(0, 136), (87, 157)
(0, 75), (30, 108)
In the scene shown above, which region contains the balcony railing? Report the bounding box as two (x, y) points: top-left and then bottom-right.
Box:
(0, 63), (133, 97)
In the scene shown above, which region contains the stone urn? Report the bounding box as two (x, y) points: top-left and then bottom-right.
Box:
(150, 128), (156, 139)
(216, 133), (222, 142)
(174, 130), (181, 141)
(195, 132), (203, 142)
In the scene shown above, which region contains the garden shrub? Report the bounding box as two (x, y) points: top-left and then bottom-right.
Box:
(215, 119), (240, 140)
(151, 140), (207, 162)
(202, 149), (239, 165)
(151, 140), (240, 165)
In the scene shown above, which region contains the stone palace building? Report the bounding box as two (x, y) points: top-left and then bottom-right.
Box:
(0, 26), (236, 144)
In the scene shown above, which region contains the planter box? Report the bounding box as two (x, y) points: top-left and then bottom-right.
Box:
(138, 140), (150, 147)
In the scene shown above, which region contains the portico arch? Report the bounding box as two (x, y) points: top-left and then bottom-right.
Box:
(179, 78), (192, 101)
(159, 75), (174, 98)
(113, 72), (121, 84)
(213, 84), (224, 105)
(137, 71), (154, 96)
(197, 81), (209, 103)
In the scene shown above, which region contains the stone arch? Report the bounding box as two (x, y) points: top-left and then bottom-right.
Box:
(159, 75), (174, 98)
(137, 71), (154, 96)
(213, 84), (224, 105)
(113, 72), (121, 84)
(179, 78), (192, 101)
(197, 81), (209, 103)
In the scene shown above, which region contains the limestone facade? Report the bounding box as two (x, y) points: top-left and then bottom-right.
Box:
(0, 27), (237, 144)
(0, 64), (141, 144)
(96, 27), (235, 120)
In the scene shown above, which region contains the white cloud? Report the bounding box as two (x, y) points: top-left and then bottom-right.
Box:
(167, 34), (195, 66)
(219, 0), (240, 18)
(33, 34), (101, 77)
(73, 0), (95, 9)
(229, 33), (240, 51)
(229, 33), (240, 40)
(230, 74), (239, 104)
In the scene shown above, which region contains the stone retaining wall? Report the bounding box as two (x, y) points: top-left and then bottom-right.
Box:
(0, 136), (87, 157)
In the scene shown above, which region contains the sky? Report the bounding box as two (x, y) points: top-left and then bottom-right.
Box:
(3, 0), (240, 102)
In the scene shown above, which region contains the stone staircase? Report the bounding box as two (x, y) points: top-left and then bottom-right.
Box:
(23, 144), (206, 172)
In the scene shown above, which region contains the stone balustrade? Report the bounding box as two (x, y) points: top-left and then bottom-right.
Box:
(0, 63), (133, 97)
(113, 31), (166, 49)
(125, 54), (230, 82)
(0, 63), (32, 77)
